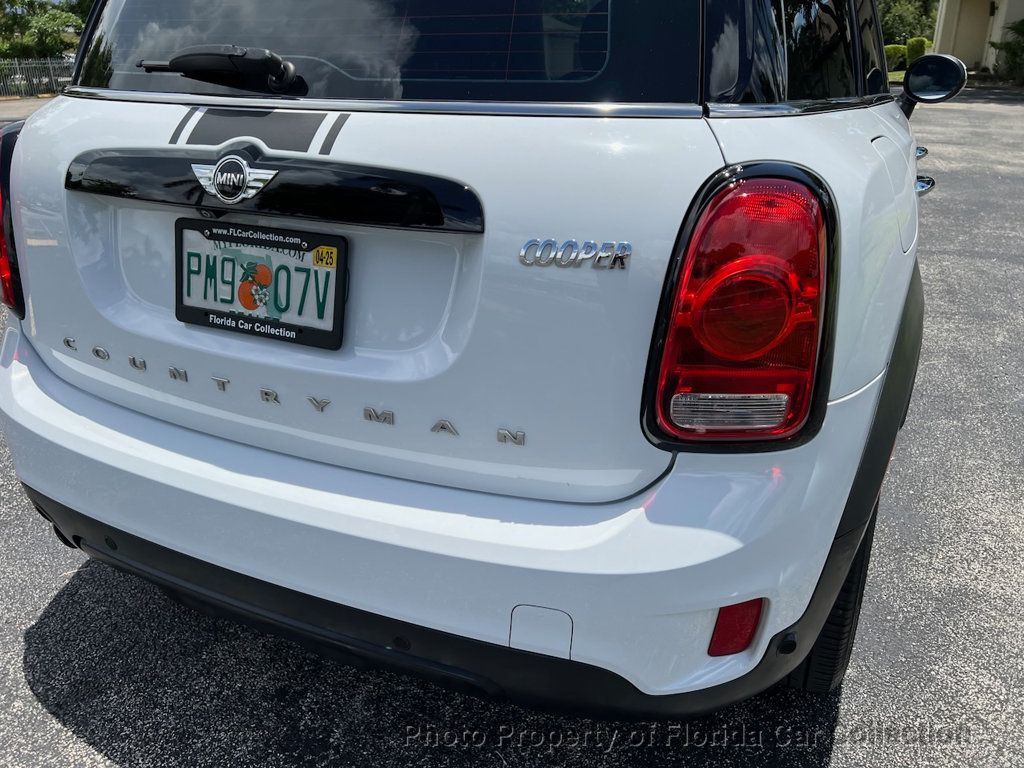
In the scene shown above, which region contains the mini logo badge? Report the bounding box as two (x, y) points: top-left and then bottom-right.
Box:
(192, 155), (278, 204)
(213, 157), (248, 202)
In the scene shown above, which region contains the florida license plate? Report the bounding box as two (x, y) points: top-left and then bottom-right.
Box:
(175, 220), (347, 350)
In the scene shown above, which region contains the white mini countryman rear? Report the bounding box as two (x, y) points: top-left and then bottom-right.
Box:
(0, 1), (965, 716)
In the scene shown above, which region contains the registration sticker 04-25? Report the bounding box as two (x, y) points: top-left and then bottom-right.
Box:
(175, 219), (347, 350)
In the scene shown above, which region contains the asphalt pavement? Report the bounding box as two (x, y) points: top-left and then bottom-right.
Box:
(0, 97), (52, 125)
(1, 90), (1022, 767)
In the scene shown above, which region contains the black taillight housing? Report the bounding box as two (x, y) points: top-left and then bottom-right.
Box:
(0, 121), (25, 318)
(644, 164), (837, 450)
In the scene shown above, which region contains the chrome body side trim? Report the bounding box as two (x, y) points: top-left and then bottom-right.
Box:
(63, 88), (899, 120)
(706, 94), (896, 118)
(61, 87), (704, 119)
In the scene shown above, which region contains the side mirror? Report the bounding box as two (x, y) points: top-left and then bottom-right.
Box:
(900, 54), (968, 118)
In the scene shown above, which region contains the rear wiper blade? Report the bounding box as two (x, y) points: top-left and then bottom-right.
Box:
(138, 45), (298, 93)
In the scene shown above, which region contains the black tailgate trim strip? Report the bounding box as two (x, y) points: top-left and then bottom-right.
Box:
(65, 144), (484, 234)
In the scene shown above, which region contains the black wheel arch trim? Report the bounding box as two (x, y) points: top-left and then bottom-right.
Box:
(835, 260), (924, 537)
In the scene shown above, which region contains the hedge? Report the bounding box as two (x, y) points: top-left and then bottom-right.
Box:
(907, 37), (928, 64)
(885, 44), (908, 71)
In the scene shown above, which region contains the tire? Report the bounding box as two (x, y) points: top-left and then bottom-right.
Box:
(786, 507), (877, 694)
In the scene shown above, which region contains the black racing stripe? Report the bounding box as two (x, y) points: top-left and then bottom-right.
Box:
(186, 109), (327, 152)
(168, 107), (198, 145)
(318, 114), (350, 155)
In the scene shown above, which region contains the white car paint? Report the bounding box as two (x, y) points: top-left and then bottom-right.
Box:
(10, 96), (733, 504)
(706, 105), (920, 400)
(0, 324), (882, 695)
(0, 89), (919, 696)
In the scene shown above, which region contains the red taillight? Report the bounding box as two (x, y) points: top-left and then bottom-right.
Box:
(655, 178), (826, 441)
(0, 146), (21, 316)
(708, 598), (764, 657)
(0, 189), (13, 308)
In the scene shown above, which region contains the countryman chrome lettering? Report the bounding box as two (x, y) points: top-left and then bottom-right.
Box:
(519, 239), (632, 269)
(58, 339), (526, 445)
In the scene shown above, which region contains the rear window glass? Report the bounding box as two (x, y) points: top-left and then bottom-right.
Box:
(853, 0), (889, 94)
(704, 0), (787, 103)
(704, 0), (882, 104)
(77, 0), (700, 104)
(783, 0), (858, 100)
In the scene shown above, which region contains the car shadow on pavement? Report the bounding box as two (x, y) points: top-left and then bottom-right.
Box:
(24, 561), (842, 768)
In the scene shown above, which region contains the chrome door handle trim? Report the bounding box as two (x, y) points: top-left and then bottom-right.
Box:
(916, 176), (936, 196)
(916, 146), (929, 160)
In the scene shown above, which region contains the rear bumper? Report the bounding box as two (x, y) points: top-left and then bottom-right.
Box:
(0, 285), (918, 715)
(27, 486), (870, 719)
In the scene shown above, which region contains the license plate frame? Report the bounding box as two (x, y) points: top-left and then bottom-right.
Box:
(175, 219), (347, 350)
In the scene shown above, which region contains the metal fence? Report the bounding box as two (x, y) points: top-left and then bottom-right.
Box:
(0, 59), (75, 99)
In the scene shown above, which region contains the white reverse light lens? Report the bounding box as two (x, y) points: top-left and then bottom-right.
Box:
(670, 393), (790, 431)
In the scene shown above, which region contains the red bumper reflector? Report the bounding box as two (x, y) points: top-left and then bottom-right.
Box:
(708, 598), (764, 657)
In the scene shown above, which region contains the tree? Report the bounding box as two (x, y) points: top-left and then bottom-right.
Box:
(990, 18), (1024, 83)
(78, 30), (111, 82)
(0, 1), (44, 41)
(59, 0), (94, 21)
(0, 0), (86, 58)
(877, 0), (932, 44)
(28, 8), (82, 57)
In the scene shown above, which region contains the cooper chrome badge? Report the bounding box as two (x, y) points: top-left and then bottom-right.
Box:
(519, 239), (632, 270)
(192, 155), (278, 204)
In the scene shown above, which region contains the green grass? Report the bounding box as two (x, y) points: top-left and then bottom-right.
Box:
(889, 70), (906, 84)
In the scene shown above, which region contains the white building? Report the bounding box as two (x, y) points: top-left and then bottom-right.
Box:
(934, 0), (1024, 70)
